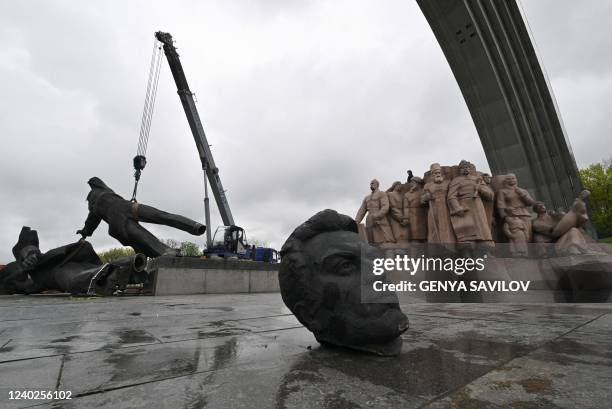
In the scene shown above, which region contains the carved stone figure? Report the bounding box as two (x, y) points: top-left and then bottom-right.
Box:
(481, 173), (497, 238)
(77, 177), (206, 257)
(421, 163), (455, 243)
(532, 191), (595, 255)
(447, 160), (494, 245)
(403, 177), (428, 242)
(503, 216), (529, 257)
(398, 170), (414, 194)
(279, 209), (409, 355)
(496, 173), (536, 242)
(355, 179), (395, 244)
(387, 181), (410, 242)
(532, 202), (561, 244)
(551, 190), (590, 240)
(1, 227), (147, 295)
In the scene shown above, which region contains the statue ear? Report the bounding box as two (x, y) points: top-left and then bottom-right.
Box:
(293, 301), (310, 323)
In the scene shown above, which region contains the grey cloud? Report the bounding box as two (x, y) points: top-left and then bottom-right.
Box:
(1, 0), (610, 260)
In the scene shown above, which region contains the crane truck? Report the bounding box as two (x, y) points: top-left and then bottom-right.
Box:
(154, 31), (277, 263)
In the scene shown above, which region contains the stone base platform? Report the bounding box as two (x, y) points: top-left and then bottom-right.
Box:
(148, 256), (279, 296)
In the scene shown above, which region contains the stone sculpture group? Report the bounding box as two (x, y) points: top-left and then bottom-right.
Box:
(356, 160), (594, 256)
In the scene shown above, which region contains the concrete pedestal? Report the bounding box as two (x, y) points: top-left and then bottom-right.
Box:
(149, 257), (279, 295)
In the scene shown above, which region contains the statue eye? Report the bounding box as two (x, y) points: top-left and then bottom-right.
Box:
(322, 254), (357, 276)
(336, 260), (355, 275)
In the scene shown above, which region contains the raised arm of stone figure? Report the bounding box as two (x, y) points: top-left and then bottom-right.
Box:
(572, 190), (590, 225)
(478, 180), (495, 201)
(77, 212), (102, 238)
(517, 187), (536, 206)
(355, 199), (367, 223)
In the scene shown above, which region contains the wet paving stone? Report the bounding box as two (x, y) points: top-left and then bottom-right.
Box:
(0, 294), (609, 408)
(426, 330), (612, 408)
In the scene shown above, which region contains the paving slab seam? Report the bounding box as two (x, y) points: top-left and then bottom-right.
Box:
(150, 324), (305, 345)
(0, 338), (12, 350)
(0, 312), (295, 328)
(406, 312), (601, 327)
(500, 307), (528, 313)
(0, 297), (216, 310)
(55, 355), (66, 391)
(0, 312), (295, 335)
(0, 324), (304, 365)
(416, 310), (612, 408)
(23, 352), (292, 407)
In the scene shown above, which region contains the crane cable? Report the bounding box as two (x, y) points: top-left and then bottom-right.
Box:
(131, 38), (163, 202)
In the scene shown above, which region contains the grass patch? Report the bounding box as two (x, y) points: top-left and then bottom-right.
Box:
(600, 237), (612, 244)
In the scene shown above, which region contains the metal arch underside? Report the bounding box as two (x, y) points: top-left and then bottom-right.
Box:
(417, 0), (582, 211)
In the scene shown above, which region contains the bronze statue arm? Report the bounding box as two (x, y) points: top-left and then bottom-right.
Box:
(78, 212), (102, 237)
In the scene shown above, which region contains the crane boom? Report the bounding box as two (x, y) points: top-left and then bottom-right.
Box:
(155, 31), (235, 227)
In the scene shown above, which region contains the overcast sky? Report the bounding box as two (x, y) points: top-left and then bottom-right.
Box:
(1, 0), (611, 261)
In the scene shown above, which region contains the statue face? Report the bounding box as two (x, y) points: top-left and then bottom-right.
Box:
(297, 231), (408, 346)
(432, 169), (443, 183)
(506, 174), (517, 186)
(482, 175), (492, 184)
(370, 180), (379, 191)
(393, 183), (402, 193)
(534, 202), (547, 214)
(579, 190), (590, 200)
(460, 165), (470, 176)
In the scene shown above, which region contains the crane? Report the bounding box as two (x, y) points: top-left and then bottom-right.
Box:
(154, 32), (234, 244)
(131, 31), (277, 262)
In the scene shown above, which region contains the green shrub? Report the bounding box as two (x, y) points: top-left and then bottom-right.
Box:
(98, 247), (135, 263)
(580, 159), (612, 238)
(180, 241), (202, 257)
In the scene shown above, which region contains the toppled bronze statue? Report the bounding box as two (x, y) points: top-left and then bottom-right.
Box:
(1, 227), (147, 296)
(279, 209), (409, 356)
(77, 177), (206, 257)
